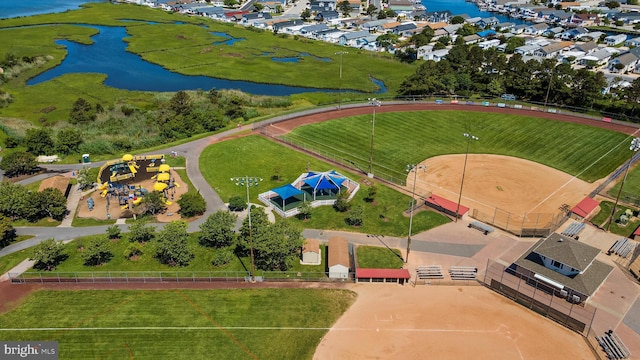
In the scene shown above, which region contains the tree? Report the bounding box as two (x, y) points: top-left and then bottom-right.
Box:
(377, 8), (396, 19)
(228, 195), (247, 211)
(252, 221), (303, 271)
(141, 191), (167, 215)
(155, 220), (194, 266)
(333, 190), (351, 212)
(365, 4), (377, 16)
(30, 188), (67, 221)
(124, 242), (144, 260)
(56, 127), (83, 155)
(337, 0), (352, 16)
(208, 87), (220, 104)
(169, 90), (193, 115)
(0, 214), (16, 248)
(450, 15), (465, 24)
(456, 24), (477, 36)
(237, 206), (270, 254)
(24, 128), (54, 155)
(0, 151), (38, 177)
(128, 221), (155, 243)
(300, 8), (312, 21)
(345, 204), (364, 226)
(376, 33), (399, 48)
(254, 2), (264, 11)
(76, 166), (94, 190)
(297, 201), (312, 220)
(106, 225), (121, 240)
(177, 192), (206, 217)
(69, 98), (96, 124)
(365, 185), (377, 202)
(410, 27), (434, 47)
(81, 236), (113, 266)
(605, 1), (620, 8)
(199, 211), (237, 248)
(31, 238), (65, 271)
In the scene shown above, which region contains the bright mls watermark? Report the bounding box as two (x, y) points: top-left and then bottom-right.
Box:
(1, 341), (58, 359)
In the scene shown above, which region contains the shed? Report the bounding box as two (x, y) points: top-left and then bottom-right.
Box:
(571, 196), (600, 220)
(356, 268), (410, 284)
(328, 236), (350, 279)
(301, 238), (321, 265)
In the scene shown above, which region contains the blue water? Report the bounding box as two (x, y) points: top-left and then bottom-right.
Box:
(210, 32), (245, 45)
(422, 0), (529, 25)
(0, 0), (105, 19)
(26, 25), (346, 95)
(271, 53), (332, 63)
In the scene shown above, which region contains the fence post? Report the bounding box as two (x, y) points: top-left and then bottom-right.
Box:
(531, 280), (538, 309)
(521, 213), (527, 232)
(506, 213), (511, 232)
(492, 207), (498, 225)
(483, 258), (490, 285)
(499, 264), (506, 292)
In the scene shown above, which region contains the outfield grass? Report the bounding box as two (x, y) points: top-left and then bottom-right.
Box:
(283, 111), (631, 183)
(608, 163), (640, 201)
(0, 289), (356, 359)
(356, 245), (403, 268)
(200, 135), (450, 236)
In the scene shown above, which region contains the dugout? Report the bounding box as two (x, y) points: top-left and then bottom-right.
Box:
(356, 268), (410, 285)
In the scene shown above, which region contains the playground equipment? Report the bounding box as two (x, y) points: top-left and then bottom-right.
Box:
(95, 153), (178, 212)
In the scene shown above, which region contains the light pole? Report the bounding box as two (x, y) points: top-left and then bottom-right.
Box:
(231, 176), (262, 282)
(335, 51), (348, 110)
(455, 133), (478, 222)
(368, 98), (381, 178)
(606, 137), (640, 231)
(406, 164), (427, 264)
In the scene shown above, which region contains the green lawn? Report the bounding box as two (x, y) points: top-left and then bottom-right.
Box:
(590, 201), (640, 237)
(283, 110), (631, 183)
(200, 135), (450, 236)
(356, 245), (403, 269)
(607, 163), (640, 205)
(0, 247), (32, 276)
(0, 289), (356, 359)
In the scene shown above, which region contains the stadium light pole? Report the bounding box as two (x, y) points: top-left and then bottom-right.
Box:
(606, 137), (640, 231)
(335, 51), (348, 110)
(368, 98), (381, 178)
(455, 133), (478, 223)
(406, 164), (427, 264)
(231, 176), (263, 282)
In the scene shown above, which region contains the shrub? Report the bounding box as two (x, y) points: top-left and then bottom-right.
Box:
(333, 191), (351, 212)
(4, 136), (20, 148)
(107, 225), (121, 240)
(178, 192), (206, 217)
(345, 205), (364, 226)
(228, 195), (247, 211)
(124, 243), (144, 259)
(212, 248), (234, 266)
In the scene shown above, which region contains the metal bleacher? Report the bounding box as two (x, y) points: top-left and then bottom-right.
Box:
(468, 221), (494, 235)
(596, 330), (631, 359)
(416, 265), (444, 280)
(608, 238), (636, 258)
(448, 266), (477, 280)
(561, 221), (585, 238)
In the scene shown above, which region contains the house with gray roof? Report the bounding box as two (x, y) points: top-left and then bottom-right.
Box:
(609, 52), (639, 73)
(580, 48), (612, 67)
(299, 23), (329, 38)
(524, 23), (548, 36)
(605, 34), (627, 46)
(574, 41), (598, 55)
(390, 23), (417, 36)
(362, 19), (392, 33)
(495, 22), (515, 31)
(338, 30), (370, 46)
(513, 233), (612, 302)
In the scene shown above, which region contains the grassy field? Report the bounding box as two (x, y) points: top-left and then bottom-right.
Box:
(283, 111), (631, 183)
(356, 245), (403, 268)
(0, 289), (356, 359)
(0, 3), (412, 123)
(608, 163), (640, 203)
(199, 135), (450, 236)
(0, 247), (32, 276)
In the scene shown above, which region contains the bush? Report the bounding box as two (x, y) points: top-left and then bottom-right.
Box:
(128, 221), (155, 243)
(178, 192), (206, 217)
(124, 243), (144, 259)
(228, 196), (247, 211)
(106, 225), (121, 240)
(4, 136), (20, 148)
(345, 205), (364, 226)
(212, 248), (234, 266)
(333, 191), (351, 212)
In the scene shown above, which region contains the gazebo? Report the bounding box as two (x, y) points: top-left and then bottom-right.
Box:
(270, 184), (305, 211)
(300, 171), (347, 200)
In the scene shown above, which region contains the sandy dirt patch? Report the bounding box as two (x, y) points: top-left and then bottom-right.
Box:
(408, 154), (597, 219)
(314, 285), (594, 360)
(76, 169), (188, 222)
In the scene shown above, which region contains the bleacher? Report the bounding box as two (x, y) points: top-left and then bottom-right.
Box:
(608, 238), (636, 258)
(416, 265), (444, 280)
(468, 221), (494, 235)
(448, 266), (477, 280)
(596, 330), (631, 359)
(561, 221), (585, 238)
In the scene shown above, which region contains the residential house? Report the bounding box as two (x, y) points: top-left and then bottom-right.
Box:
(574, 41), (598, 55)
(421, 10), (451, 23)
(524, 23), (549, 36)
(477, 29), (496, 38)
(420, 48), (449, 62)
(443, 24), (463, 36)
(241, 12), (272, 25)
(570, 13), (599, 27)
(259, 1), (282, 13)
(515, 44), (542, 56)
(390, 23), (417, 37)
(316, 28), (343, 42)
(495, 22), (515, 32)
(362, 19), (392, 33)
(314, 10), (339, 23)
(582, 31), (605, 42)
(512, 233), (613, 303)
(272, 19), (304, 33)
(338, 30), (370, 46)
(309, 0), (336, 12)
(611, 11), (640, 25)
(463, 34), (481, 45)
(298, 23), (329, 38)
(609, 52), (640, 73)
(511, 24), (528, 34)
(543, 26), (564, 38)
(478, 39), (501, 50)
(346, 0), (361, 14)
(478, 16), (499, 28)
(626, 37), (640, 47)
(358, 35), (379, 50)
(388, 0), (414, 14)
(560, 27), (588, 41)
(605, 34), (626, 46)
(466, 17), (482, 26)
(580, 48), (612, 67)
(533, 41), (572, 58)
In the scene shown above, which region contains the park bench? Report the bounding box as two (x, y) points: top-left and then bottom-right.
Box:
(468, 221), (494, 235)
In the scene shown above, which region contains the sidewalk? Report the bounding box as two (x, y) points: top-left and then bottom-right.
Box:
(59, 183), (81, 227)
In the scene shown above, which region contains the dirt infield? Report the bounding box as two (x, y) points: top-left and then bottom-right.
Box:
(313, 285), (595, 360)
